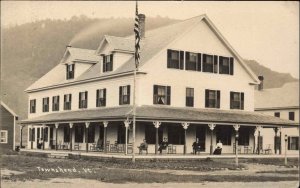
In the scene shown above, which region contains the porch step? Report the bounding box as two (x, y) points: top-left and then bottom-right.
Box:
(48, 153), (69, 159)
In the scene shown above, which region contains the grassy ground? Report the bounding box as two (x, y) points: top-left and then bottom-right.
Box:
(1, 152), (299, 183)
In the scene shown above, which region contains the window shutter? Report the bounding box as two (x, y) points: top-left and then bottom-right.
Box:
(85, 91), (88, 108)
(203, 54), (207, 72)
(205, 89), (209, 107)
(119, 86), (122, 105)
(180, 51), (184, 70)
(127, 85), (131, 104)
(110, 54), (113, 71)
(213, 55), (218, 73)
(70, 94), (72, 108)
(230, 92), (233, 109)
(219, 56), (223, 74)
(185, 52), (190, 70)
(52, 96), (54, 111)
(167, 49), (172, 68)
(153, 85), (158, 104)
(229, 57), (234, 75)
(217, 90), (220, 108)
(166, 86), (171, 105)
(197, 53), (201, 71)
(58, 96), (60, 111)
(79, 92), (82, 108)
(288, 137), (290, 150)
(102, 56), (106, 72)
(241, 92), (244, 110)
(96, 90), (99, 107)
(103, 89), (106, 106)
(66, 64), (69, 79)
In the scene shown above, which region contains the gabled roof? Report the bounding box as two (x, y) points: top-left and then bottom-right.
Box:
(62, 47), (99, 63)
(26, 14), (259, 92)
(1, 101), (18, 117)
(20, 105), (297, 127)
(96, 35), (135, 54)
(255, 81), (299, 110)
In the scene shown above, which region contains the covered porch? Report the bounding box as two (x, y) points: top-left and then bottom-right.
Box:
(19, 105), (298, 156)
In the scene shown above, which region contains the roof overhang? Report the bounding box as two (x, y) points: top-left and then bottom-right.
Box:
(19, 105), (298, 128)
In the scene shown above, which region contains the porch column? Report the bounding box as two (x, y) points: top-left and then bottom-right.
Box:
(20, 125), (24, 148)
(273, 127), (278, 154)
(181, 122), (190, 155)
(69, 123), (73, 151)
(85, 122), (90, 152)
(42, 124), (46, 150)
(256, 125), (262, 155)
(253, 127), (258, 154)
(55, 123), (59, 150)
(233, 124), (240, 167)
(124, 119), (131, 155)
(31, 126), (34, 149)
(103, 121), (109, 153)
(153, 121), (161, 155)
(279, 127), (282, 155)
(208, 124), (216, 155)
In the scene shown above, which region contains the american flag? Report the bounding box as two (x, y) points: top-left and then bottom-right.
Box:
(134, 1), (140, 69)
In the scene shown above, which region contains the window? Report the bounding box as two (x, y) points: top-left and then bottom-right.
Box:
(30, 99), (36, 113)
(230, 92), (244, 110)
(274, 112), (280, 118)
(63, 126), (70, 142)
(96, 89), (106, 107)
(66, 64), (75, 79)
(117, 125), (126, 144)
(238, 127), (250, 146)
(203, 54), (218, 73)
(29, 128), (35, 141)
(219, 56), (234, 75)
(145, 125), (163, 144)
(103, 54), (113, 72)
(215, 126), (232, 145)
(0, 130), (8, 143)
(288, 136), (299, 150)
(119, 85), (130, 105)
(167, 49), (184, 69)
(52, 96), (60, 111)
(88, 125), (95, 143)
(205, 89), (220, 108)
(64, 94), (72, 110)
(79, 91), (88, 109)
(185, 52), (201, 71)
(186, 88), (194, 107)
(42, 97), (49, 112)
(153, 85), (171, 105)
(168, 126), (184, 144)
(289, 112), (295, 121)
(75, 125), (84, 143)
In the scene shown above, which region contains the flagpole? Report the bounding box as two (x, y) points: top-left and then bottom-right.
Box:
(132, 0), (139, 163)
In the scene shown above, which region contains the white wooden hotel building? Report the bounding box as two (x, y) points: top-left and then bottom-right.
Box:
(20, 14), (297, 155)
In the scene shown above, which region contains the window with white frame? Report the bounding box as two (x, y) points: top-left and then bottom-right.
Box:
(230, 92), (244, 110)
(66, 64), (75, 79)
(52, 96), (60, 111)
(79, 91), (88, 108)
(30, 99), (36, 113)
(0, 130), (8, 143)
(288, 136), (299, 150)
(96, 89), (106, 107)
(205, 89), (220, 108)
(103, 54), (113, 72)
(119, 85), (130, 105)
(42, 97), (49, 112)
(64, 94), (72, 110)
(153, 85), (171, 105)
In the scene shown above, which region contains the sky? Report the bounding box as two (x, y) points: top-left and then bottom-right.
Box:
(1, 1), (299, 78)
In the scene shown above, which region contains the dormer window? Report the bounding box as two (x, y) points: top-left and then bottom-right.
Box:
(66, 64), (75, 79)
(103, 54), (113, 72)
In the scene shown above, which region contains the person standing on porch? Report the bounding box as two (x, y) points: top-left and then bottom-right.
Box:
(192, 138), (201, 154)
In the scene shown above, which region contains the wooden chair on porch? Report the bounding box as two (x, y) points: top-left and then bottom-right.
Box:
(264, 144), (272, 154)
(233, 143), (241, 154)
(74, 143), (80, 150)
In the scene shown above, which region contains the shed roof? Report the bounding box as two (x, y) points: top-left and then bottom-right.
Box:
(20, 105), (297, 127)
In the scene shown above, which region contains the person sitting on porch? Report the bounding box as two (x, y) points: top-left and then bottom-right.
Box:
(138, 139), (148, 154)
(158, 137), (168, 154)
(192, 138), (201, 154)
(213, 140), (223, 155)
(96, 138), (103, 151)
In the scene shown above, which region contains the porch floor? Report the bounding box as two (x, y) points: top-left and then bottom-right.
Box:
(20, 149), (299, 159)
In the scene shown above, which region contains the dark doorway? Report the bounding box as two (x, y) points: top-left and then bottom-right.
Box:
(196, 126), (206, 151)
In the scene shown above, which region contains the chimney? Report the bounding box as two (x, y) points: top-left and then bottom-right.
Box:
(138, 14), (146, 38)
(258, 75), (264, 90)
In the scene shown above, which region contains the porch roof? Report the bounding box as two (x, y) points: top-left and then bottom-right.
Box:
(19, 105), (298, 127)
